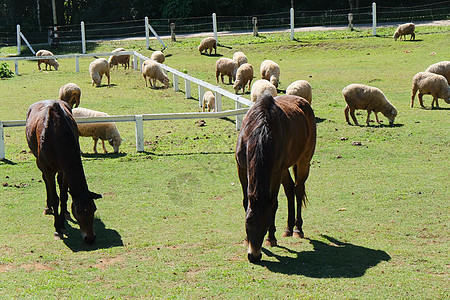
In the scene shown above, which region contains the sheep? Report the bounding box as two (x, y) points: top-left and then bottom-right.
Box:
(286, 80), (312, 104)
(151, 50), (165, 64)
(425, 61), (450, 84)
(411, 72), (450, 109)
(202, 91), (216, 112)
(108, 48), (130, 70)
(215, 58), (238, 85)
(233, 63), (254, 94)
(233, 51), (248, 68)
(260, 60), (280, 88)
(142, 59), (169, 88)
(198, 37), (217, 55)
(89, 58), (110, 87)
(393, 23), (415, 41)
(250, 79), (277, 102)
(342, 84), (397, 126)
(36, 49), (59, 71)
(72, 107), (122, 154)
(58, 83), (81, 109)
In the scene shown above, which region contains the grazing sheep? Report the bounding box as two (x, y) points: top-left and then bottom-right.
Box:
(142, 59), (169, 88)
(215, 58), (238, 85)
(286, 80), (312, 104)
(393, 23), (415, 41)
(108, 48), (130, 70)
(342, 84), (397, 126)
(36, 49), (59, 71)
(425, 61), (450, 84)
(250, 79), (277, 102)
(233, 63), (254, 94)
(151, 50), (165, 64)
(58, 83), (81, 109)
(89, 58), (110, 87)
(411, 72), (450, 109)
(260, 60), (280, 88)
(198, 37), (217, 55)
(72, 107), (122, 154)
(233, 51), (248, 68)
(202, 91), (216, 112)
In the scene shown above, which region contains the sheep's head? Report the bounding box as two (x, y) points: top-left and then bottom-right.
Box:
(52, 60), (59, 70)
(270, 75), (279, 88)
(198, 45), (203, 53)
(233, 82), (242, 94)
(109, 136), (122, 154)
(383, 107), (397, 126)
(162, 76), (170, 88)
(393, 32), (400, 41)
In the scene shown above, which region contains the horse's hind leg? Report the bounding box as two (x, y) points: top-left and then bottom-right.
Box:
(293, 163), (311, 238)
(281, 169), (295, 237)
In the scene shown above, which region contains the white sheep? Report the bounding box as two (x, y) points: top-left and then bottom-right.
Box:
(393, 23), (415, 41)
(202, 91), (216, 112)
(142, 59), (169, 88)
(233, 63), (254, 94)
(58, 83), (81, 109)
(198, 37), (217, 55)
(250, 79), (277, 102)
(215, 58), (238, 84)
(36, 49), (59, 71)
(286, 80), (312, 104)
(151, 51), (165, 64)
(260, 60), (280, 88)
(342, 84), (397, 126)
(233, 51), (248, 68)
(108, 48), (130, 70)
(72, 107), (122, 154)
(411, 72), (450, 109)
(425, 61), (450, 84)
(89, 58), (110, 87)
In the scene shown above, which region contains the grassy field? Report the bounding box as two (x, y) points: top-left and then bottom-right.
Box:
(0, 26), (449, 298)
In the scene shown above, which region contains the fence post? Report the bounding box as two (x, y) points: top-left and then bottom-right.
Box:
(252, 17), (258, 37)
(235, 101), (243, 131)
(348, 13), (354, 31)
(173, 74), (179, 92)
(170, 23), (176, 42)
(290, 8), (295, 40)
(212, 13), (218, 43)
(133, 53), (138, 70)
(16, 25), (21, 55)
(372, 2), (377, 36)
(81, 21), (86, 54)
(75, 56), (79, 72)
(185, 79), (191, 99)
(135, 115), (144, 152)
(14, 60), (19, 76)
(215, 92), (222, 112)
(145, 17), (150, 50)
(198, 85), (204, 108)
(0, 122), (5, 160)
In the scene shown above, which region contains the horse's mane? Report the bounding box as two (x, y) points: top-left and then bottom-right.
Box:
(246, 93), (279, 206)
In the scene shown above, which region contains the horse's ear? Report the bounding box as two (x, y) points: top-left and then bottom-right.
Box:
(90, 191), (102, 200)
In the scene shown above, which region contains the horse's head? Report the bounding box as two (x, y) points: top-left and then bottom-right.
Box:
(71, 190), (102, 244)
(245, 199), (274, 263)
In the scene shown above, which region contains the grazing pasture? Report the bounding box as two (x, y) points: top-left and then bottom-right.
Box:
(0, 26), (449, 298)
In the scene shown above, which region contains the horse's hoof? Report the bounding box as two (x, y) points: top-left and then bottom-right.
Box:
(53, 232), (64, 240)
(282, 230), (293, 237)
(265, 238), (277, 247)
(43, 207), (53, 215)
(293, 229), (304, 239)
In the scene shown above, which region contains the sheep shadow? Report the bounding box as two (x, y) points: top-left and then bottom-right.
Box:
(201, 53), (223, 57)
(95, 84), (117, 88)
(419, 106), (450, 111)
(63, 217), (123, 252)
(0, 158), (17, 165)
(81, 152), (127, 159)
(259, 235), (391, 278)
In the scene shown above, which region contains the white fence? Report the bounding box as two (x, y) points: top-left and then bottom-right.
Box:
(0, 51), (253, 160)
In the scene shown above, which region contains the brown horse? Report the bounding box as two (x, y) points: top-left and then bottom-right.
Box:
(236, 94), (316, 263)
(26, 100), (101, 244)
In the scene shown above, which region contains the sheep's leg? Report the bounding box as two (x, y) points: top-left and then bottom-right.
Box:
(143, 74), (148, 87)
(38, 62), (41, 71)
(432, 96), (439, 109)
(411, 87), (418, 107)
(349, 107), (359, 126)
(374, 112), (381, 124)
(344, 105), (351, 124)
(93, 138), (99, 154)
(366, 110), (372, 126)
(281, 169), (295, 237)
(418, 93), (425, 108)
(106, 73), (110, 86)
(221, 74), (225, 84)
(101, 140), (108, 153)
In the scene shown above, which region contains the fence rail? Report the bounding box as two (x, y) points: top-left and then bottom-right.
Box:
(0, 51), (252, 160)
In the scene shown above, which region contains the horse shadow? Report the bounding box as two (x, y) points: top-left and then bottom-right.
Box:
(81, 152), (127, 159)
(63, 217), (123, 252)
(260, 235), (391, 278)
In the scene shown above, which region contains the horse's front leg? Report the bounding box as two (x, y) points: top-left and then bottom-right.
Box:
(265, 198), (278, 247)
(57, 172), (71, 234)
(237, 165), (249, 246)
(41, 172), (63, 239)
(281, 169), (295, 237)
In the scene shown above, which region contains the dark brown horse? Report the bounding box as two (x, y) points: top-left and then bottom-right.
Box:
(26, 100), (101, 244)
(236, 94), (316, 263)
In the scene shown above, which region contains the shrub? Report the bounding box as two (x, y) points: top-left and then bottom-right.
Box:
(0, 62), (14, 78)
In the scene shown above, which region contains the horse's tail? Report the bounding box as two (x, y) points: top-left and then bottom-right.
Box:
(301, 190), (309, 208)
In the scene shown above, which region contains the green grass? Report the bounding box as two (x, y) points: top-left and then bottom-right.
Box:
(1, 26), (449, 298)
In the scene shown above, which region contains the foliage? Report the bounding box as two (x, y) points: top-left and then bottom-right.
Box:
(0, 62), (14, 78)
(0, 27), (449, 298)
